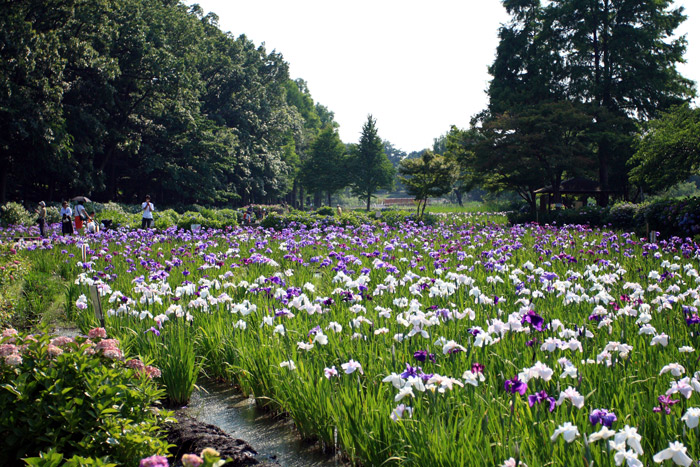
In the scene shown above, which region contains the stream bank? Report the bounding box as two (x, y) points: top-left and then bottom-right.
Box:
(182, 381), (343, 467)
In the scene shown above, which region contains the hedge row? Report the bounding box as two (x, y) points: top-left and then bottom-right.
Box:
(260, 209), (438, 230)
(507, 197), (700, 239)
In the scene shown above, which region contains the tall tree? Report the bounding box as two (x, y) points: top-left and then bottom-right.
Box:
(348, 115), (394, 210)
(630, 104), (700, 192)
(550, 0), (695, 203)
(0, 0), (74, 202)
(485, 0), (695, 205)
(301, 127), (348, 206)
(398, 150), (456, 217)
(476, 101), (593, 211)
(444, 125), (484, 206)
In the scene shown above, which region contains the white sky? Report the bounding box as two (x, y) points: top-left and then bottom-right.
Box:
(188, 0), (700, 153)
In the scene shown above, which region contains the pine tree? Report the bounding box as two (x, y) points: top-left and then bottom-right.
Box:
(348, 115), (394, 211)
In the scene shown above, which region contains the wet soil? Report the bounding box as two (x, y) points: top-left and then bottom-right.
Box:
(166, 411), (270, 466)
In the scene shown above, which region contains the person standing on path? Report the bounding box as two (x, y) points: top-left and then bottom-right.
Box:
(60, 200), (74, 236)
(141, 195), (154, 229)
(74, 201), (88, 233)
(35, 201), (47, 237)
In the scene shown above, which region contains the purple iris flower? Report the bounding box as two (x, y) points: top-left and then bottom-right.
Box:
(308, 325), (321, 337)
(589, 408), (617, 427)
(504, 377), (527, 395)
(541, 272), (558, 282)
(521, 310), (544, 331)
(686, 314), (700, 325)
(527, 390), (556, 412)
(400, 363), (421, 378)
(654, 394), (680, 414)
(145, 327), (160, 337)
(471, 363), (484, 374)
(413, 350), (428, 362)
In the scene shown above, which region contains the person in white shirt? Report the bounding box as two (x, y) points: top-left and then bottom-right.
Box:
(141, 195), (154, 229)
(74, 202), (88, 232)
(60, 201), (73, 236)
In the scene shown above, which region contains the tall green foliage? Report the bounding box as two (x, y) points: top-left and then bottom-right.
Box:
(301, 127), (348, 206)
(0, 0), (333, 207)
(0, 0), (74, 203)
(630, 104), (700, 192)
(348, 115), (394, 211)
(480, 0), (695, 205)
(398, 150), (456, 217)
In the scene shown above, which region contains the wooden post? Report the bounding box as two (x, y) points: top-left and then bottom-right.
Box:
(89, 285), (105, 328)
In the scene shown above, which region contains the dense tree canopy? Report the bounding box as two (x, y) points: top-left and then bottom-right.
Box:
(475, 0), (696, 207)
(630, 104), (700, 192)
(398, 150), (456, 217)
(300, 126), (348, 206)
(348, 116), (394, 211)
(0, 0), (334, 206)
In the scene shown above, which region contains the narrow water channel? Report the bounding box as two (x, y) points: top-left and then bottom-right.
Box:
(185, 381), (343, 467)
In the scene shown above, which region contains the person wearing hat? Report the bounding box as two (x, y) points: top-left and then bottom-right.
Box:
(141, 195), (155, 229)
(35, 201), (47, 237)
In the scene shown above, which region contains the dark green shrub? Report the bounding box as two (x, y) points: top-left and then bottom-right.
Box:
(316, 206), (335, 216)
(214, 208), (239, 228)
(177, 211), (207, 230)
(45, 206), (60, 225)
(96, 209), (140, 229)
(605, 203), (639, 229)
(0, 202), (34, 227)
(0, 331), (172, 465)
(261, 213), (285, 230)
(154, 209), (180, 230)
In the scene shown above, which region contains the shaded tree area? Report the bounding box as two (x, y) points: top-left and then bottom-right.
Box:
(630, 104), (700, 192)
(348, 115), (394, 211)
(398, 150), (456, 217)
(0, 0), (334, 206)
(460, 0), (696, 210)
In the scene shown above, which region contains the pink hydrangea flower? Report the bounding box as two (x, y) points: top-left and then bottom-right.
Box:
(102, 348), (123, 360)
(47, 344), (63, 357)
(0, 344), (18, 357)
(88, 327), (107, 339)
(139, 455), (169, 467)
(95, 339), (120, 352)
(181, 454), (203, 467)
(126, 358), (146, 371)
(4, 354), (23, 366)
(145, 365), (162, 379)
(50, 336), (74, 347)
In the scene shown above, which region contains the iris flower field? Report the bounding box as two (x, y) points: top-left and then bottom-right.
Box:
(11, 215), (700, 466)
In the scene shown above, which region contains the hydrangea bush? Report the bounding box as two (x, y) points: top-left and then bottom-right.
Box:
(0, 328), (172, 465)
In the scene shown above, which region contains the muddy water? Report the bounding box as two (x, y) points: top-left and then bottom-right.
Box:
(185, 381), (343, 466)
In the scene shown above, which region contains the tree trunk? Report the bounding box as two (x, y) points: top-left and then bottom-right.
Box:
(0, 169), (7, 204)
(366, 193), (371, 211)
(327, 191), (332, 207)
(598, 138), (610, 207)
(552, 172), (563, 205)
(455, 189), (463, 207)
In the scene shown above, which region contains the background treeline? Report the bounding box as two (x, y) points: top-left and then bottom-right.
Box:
(3, 0), (699, 213)
(435, 0), (699, 212)
(0, 0), (354, 207)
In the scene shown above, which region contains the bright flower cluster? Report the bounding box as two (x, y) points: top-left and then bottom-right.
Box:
(8, 217), (700, 466)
